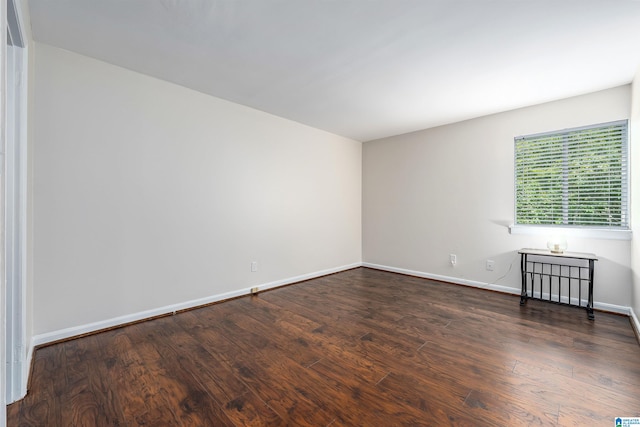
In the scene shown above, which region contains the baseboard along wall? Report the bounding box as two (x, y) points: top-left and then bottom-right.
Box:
(362, 262), (632, 316)
(630, 307), (640, 344)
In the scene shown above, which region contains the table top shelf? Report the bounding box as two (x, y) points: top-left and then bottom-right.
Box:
(518, 248), (598, 261)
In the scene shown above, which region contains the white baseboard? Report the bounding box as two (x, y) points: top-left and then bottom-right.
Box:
(594, 301), (632, 316)
(6, 337), (34, 404)
(32, 262), (362, 348)
(362, 262), (521, 296)
(362, 262), (631, 316)
(21, 339), (34, 400)
(630, 307), (640, 341)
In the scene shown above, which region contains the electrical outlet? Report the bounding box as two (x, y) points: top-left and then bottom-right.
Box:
(251, 261), (258, 272)
(251, 287), (259, 294)
(486, 260), (495, 271)
(450, 254), (457, 266)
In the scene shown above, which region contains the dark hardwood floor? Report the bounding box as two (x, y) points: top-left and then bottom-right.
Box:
(8, 267), (640, 426)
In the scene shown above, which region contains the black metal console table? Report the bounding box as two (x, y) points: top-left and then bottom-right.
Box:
(518, 249), (597, 320)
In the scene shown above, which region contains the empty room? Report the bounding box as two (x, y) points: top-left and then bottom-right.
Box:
(2, 0), (640, 426)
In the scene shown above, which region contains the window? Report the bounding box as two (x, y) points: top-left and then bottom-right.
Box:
(515, 120), (628, 229)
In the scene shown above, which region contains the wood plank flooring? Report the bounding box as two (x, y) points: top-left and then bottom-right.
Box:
(8, 267), (640, 426)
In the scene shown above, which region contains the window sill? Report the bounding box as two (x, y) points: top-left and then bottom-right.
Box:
(509, 225), (632, 241)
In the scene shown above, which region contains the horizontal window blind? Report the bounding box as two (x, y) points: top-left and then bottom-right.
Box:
(515, 120), (628, 228)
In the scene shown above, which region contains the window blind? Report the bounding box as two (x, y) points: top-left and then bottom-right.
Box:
(515, 120), (628, 229)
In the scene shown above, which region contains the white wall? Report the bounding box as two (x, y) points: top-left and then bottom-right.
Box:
(363, 86), (632, 309)
(631, 69), (640, 329)
(32, 43), (362, 338)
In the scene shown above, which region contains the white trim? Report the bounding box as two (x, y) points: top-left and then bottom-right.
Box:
(514, 119), (629, 140)
(509, 224), (632, 240)
(32, 263), (362, 347)
(4, 21), (28, 404)
(592, 301), (631, 316)
(0, 0), (7, 419)
(362, 262), (632, 315)
(25, 337), (33, 379)
(630, 307), (640, 342)
(362, 262), (521, 295)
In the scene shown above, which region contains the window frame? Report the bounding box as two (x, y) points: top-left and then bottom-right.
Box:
(511, 120), (631, 240)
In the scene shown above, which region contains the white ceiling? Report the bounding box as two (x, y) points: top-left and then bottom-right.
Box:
(27, 0), (640, 142)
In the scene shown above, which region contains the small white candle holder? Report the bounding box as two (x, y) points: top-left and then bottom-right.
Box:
(547, 238), (567, 254)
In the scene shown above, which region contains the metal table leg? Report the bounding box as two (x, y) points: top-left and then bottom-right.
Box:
(587, 259), (595, 320)
(520, 253), (528, 306)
